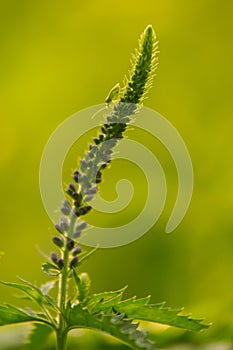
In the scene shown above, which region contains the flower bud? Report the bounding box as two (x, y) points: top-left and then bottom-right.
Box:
(99, 134), (104, 141)
(72, 246), (82, 256)
(55, 224), (64, 234)
(63, 199), (71, 208)
(70, 256), (79, 268)
(94, 137), (100, 145)
(76, 222), (87, 232)
(51, 252), (58, 264)
(80, 159), (88, 172)
(52, 236), (64, 248)
(73, 230), (81, 238)
(100, 163), (107, 170)
(57, 258), (64, 270)
(80, 206), (92, 215)
(61, 206), (70, 215)
(67, 239), (75, 251)
(84, 194), (94, 202)
(66, 183), (76, 196)
(73, 170), (80, 183)
(60, 216), (69, 231)
(86, 186), (97, 195)
(74, 199), (81, 208)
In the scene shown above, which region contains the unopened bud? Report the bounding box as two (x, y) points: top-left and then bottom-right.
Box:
(51, 252), (58, 264)
(70, 256), (79, 268)
(72, 246), (82, 256)
(76, 222), (87, 231)
(61, 206), (70, 215)
(52, 236), (64, 248)
(57, 258), (64, 270)
(55, 224), (64, 234)
(67, 239), (75, 251)
(73, 230), (81, 238)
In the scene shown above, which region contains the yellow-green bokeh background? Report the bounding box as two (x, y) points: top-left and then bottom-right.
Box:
(0, 0), (233, 347)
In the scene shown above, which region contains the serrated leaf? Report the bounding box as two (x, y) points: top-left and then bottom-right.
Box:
(26, 323), (53, 350)
(73, 270), (91, 304)
(0, 305), (47, 326)
(114, 297), (209, 331)
(91, 292), (125, 314)
(42, 262), (61, 276)
(86, 286), (128, 310)
(67, 304), (156, 349)
(0, 281), (43, 304)
(18, 278), (58, 311)
(0, 279), (58, 312)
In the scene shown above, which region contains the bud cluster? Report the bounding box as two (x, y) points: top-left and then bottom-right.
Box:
(51, 24), (157, 276)
(50, 234), (83, 271)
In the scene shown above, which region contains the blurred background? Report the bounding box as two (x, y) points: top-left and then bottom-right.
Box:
(0, 0), (233, 349)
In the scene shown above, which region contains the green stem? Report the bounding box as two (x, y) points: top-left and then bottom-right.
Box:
(56, 214), (76, 350)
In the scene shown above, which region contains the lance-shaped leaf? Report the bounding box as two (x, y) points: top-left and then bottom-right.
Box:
(66, 304), (156, 350)
(114, 297), (210, 332)
(0, 305), (49, 326)
(0, 279), (58, 312)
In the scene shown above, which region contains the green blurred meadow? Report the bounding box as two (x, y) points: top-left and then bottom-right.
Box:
(0, 0), (233, 348)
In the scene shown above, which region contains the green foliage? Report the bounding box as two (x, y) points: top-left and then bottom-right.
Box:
(67, 304), (155, 350)
(0, 305), (42, 326)
(0, 24), (210, 350)
(26, 323), (53, 350)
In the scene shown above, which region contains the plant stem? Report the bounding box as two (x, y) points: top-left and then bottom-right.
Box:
(56, 214), (76, 350)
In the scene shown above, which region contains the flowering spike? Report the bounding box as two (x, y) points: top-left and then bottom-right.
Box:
(121, 24), (158, 104)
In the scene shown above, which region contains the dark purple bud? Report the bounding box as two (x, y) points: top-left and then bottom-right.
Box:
(74, 210), (81, 217)
(66, 183), (76, 196)
(67, 239), (75, 251)
(73, 174), (79, 183)
(96, 178), (102, 184)
(70, 256), (79, 268)
(101, 126), (107, 134)
(55, 224), (64, 234)
(74, 199), (81, 208)
(94, 137), (100, 145)
(99, 134), (104, 141)
(72, 246), (82, 256)
(100, 163), (107, 169)
(57, 258), (64, 270)
(71, 192), (80, 200)
(52, 236), (64, 248)
(51, 252), (58, 264)
(80, 206), (92, 215)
